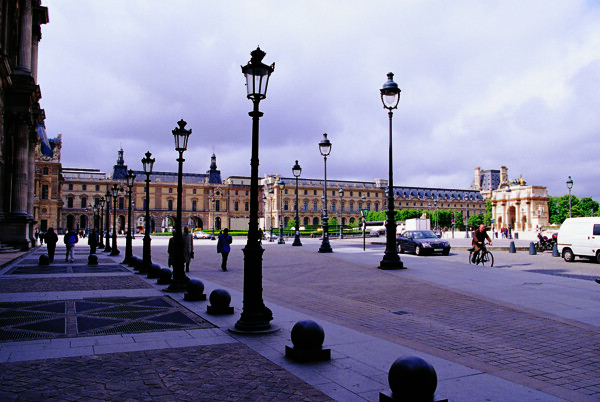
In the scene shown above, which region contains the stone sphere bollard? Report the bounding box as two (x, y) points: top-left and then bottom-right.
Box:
(291, 320), (325, 350)
(285, 320), (330, 362)
(88, 254), (98, 265)
(207, 289), (234, 314)
(184, 279), (206, 301)
(386, 356), (437, 401)
(128, 256), (139, 268)
(134, 257), (145, 272)
(146, 263), (161, 279)
(156, 268), (172, 285)
(39, 254), (50, 265)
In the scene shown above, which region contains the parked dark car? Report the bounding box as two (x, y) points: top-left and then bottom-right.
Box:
(396, 230), (451, 256)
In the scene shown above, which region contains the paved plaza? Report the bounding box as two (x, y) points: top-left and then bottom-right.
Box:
(0, 234), (599, 401)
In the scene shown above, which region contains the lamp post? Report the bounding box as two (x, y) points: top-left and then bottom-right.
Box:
(434, 199), (438, 231)
(379, 72), (403, 269)
(566, 176), (573, 218)
(361, 195), (368, 251)
(277, 181), (285, 244)
(292, 160), (302, 246)
(141, 151), (155, 271)
(122, 169), (135, 264)
(85, 203), (92, 235)
(318, 133), (333, 253)
(103, 190), (112, 252)
(98, 197), (105, 248)
(167, 119), (191, 292)
(268, 187), (274, 241)
(233, 47), (276, 333)
(339, 188), (344, 239)
(110, 184), (120, 256)
(211, 194), (216, 239)
(465, 192), (469, 238)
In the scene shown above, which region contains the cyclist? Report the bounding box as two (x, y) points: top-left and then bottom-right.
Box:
(472, 224), (492, 263)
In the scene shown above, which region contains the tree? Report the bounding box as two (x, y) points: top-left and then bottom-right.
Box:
(580, 197), (599, 217)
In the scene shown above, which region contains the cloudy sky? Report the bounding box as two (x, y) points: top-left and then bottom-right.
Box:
(38, 1), (600, 199)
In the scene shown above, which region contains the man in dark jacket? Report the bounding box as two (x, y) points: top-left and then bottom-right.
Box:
(472, 224), (492, 263)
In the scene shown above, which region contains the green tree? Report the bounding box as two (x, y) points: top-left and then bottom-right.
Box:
(580, 197), (599, 217)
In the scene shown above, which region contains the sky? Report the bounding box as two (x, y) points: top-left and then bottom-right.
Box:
(38, 0), (600, 200)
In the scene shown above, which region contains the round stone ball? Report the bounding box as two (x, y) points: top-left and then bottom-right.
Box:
(291, 320), (325, 351)
(158, 268), (172, 281)
(134, 258), (145, 271)
(186, 279), (205, 295)
(388, 355), (437, 400)
(149, 263), (161, 273)
(88, 254), (98, 265)
(209, 289), (231, 308)
(38, 254), (50, 265)
(128, 256), (139, 267)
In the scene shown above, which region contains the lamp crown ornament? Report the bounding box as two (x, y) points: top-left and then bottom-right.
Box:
(380, 72), (401, 110)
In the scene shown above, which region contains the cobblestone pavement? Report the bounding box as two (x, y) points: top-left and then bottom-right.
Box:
(162, 238), (600, 401)
(0, 343), (332, 401)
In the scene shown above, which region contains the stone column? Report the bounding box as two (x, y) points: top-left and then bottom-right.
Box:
(11, 120), (30, 217)
(17, 0), (33, 74)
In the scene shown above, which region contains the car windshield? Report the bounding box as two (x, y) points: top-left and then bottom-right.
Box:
(418, 231), (438, 239)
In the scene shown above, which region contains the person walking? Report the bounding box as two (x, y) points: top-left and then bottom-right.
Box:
(216, 228), (232, 271)
(183, 227), (194, 272)
(88, 228), (98, 254)
(64, 229), (78, 262)
(45, 228), (58, 263)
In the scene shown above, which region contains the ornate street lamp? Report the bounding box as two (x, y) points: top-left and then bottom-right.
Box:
(268, 187), (274, 241)
(277, 181), (285, 244)
(566, 176), (573, 218)
(338, 188), (344, 239)
(103, 190), (112, 252)
(318, 133), (333, 253)
(464, 193), (471, 238)
(141, 151), (155, 271)
(122, 169), (136, 264)
(98, 197), (105, 248)
(379, 72), (403, 269)
(109, 184), (120, 256)
(361, 195), (368, 251)
(292, 160), (302, 246)
(167, 119), (191, 291)
(233, 47), (276, 334)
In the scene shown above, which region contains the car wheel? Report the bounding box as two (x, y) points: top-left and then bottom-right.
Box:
(596, 250), (600, 264)
(397, 243), (404, 254)
(442, 249), (450, 256)
(563, 248), (575, 263)
(415, 246), (423, 256)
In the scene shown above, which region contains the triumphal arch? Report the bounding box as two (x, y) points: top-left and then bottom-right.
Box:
(490, 183), (550, 232)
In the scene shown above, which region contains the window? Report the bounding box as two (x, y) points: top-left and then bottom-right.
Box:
(314, 190), (317, 195)
(331, 202), (336, 212)
(68, 184), (73, 190)
(285, 189), (288, 195)
(350, 191), (353, 196)
(82, 184), (87, 191)
(341, 202), (345, 212)
(350, 202), (354, 212)
(168, 200), (173, 211)
(245, 202), (249, 211)
(119, 197), (125, 210)
(235, 190), (238, 195)
(193, 189), (197, 195)
(284, 201), (288, 211)
(304, 201), (308, 211)
(143, 199), (147, 210)
(303, 217), (309, 225)
(313, 217), (319, 225)
(80, 197), (87, 208)
(594, 225), (600, 236)
(192, 200), (197, 212)
(234, 202), (239, 211)
(43, 167), (49, 175)
(216, 200), (220, 211)
(169, 188), (173, 194)
(313, 201), (318, 211)
(304, 190), (307, 195)
(67, 197), (73, 208)
(96, 185), (100, 191)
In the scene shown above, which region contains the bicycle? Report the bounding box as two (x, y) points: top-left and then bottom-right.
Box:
(468, 243), (494, 267)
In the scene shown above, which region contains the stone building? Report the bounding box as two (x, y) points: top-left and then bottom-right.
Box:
(0, 0), (49, 249)
(35, 138), (488, 235)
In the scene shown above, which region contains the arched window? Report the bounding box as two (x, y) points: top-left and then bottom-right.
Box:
(303, 217), (309, 225)
(313, 217), (319, 225)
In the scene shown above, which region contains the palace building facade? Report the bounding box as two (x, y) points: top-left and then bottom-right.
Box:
(34, 137), (492, 236)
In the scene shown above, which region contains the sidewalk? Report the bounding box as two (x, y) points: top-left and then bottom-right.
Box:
(0, 238), (598, 401)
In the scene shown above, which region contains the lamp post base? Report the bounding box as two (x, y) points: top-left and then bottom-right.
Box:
(110, 249), (120, 256)
(379, 252), (404, 270)
(318, 242), (333, 253)
(292, 236), (302, 246)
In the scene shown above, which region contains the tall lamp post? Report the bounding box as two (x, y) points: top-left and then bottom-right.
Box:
(361, 195), (368, 251)
(338, 188), (344, 239)
(292, 160), (302, 246)
(268, 187), (274, 241)
(464, 193), (470, 238)
(123, 169), (135, 264)
(103, 190), (112, 252)
(141, 151), (155, 271)
(167, 119), (191, 291)
(566, 176), (573, 218)
(277, 181), (285, 244)
(233, 47), (277, 333)
(98, 197), (105, 248)
(110, 184), (120, 256)
(318, 133), (333, 253)
(379, 72), (403, 269)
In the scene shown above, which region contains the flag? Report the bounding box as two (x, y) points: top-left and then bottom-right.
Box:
(38, 124), (52, 157)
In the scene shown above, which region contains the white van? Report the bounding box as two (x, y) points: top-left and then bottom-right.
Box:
(556, 217), (600, 262)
